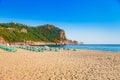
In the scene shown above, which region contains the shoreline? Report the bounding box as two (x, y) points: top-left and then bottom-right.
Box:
(1, 44), (120, 53)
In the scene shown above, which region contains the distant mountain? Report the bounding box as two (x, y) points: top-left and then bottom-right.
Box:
(0, 22), (67, 43)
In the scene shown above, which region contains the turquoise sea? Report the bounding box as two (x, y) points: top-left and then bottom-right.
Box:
(49, 44), (120, 52)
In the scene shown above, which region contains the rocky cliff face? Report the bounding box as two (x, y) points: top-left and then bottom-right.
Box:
(0, 22), (79, 45)
(59, 30), (66, 41)
(41, 24), (67, 42)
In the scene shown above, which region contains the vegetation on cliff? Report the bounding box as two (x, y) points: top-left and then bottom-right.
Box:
(0, 22), (66, 43)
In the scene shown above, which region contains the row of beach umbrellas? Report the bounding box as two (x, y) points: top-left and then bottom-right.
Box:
(0, 46), (17, 52)
(17, 46), (61, 52)
(0, 45), (78, 52)
(17, 46), (78, 52)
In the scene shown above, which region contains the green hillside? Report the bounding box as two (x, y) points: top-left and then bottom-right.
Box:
(0, 22), (66, 43)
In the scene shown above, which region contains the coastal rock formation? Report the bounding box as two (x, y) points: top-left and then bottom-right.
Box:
(79, 42), (84, 44)
(0, 22), (80, 45)
(73, 40), (78, 44)
(59, 30), (66, 41)
(0, 23), (67, 44)
(45, 24), (67, 42)
(63, 40), (78, 44)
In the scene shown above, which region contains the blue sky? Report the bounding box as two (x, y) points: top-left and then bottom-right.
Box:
(0, 0), (120, 44)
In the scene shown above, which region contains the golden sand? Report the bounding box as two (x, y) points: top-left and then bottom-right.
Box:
(0, 49), (120, 80)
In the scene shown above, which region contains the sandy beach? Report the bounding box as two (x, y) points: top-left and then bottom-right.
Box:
(0, 49), (120, 80)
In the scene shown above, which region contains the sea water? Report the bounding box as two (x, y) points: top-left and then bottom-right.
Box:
(49, 44), (120, 52)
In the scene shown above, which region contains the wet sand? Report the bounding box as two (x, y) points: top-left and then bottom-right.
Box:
(0, 49), (120, 80)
